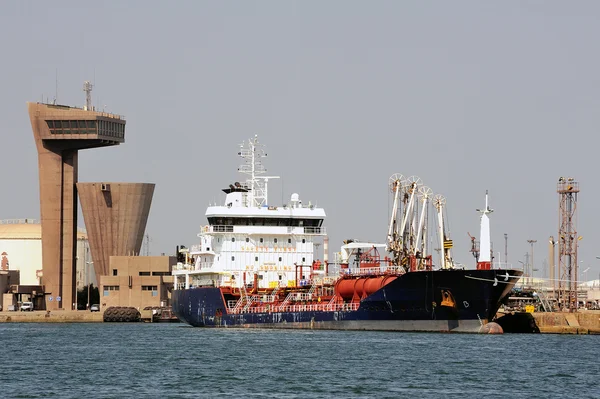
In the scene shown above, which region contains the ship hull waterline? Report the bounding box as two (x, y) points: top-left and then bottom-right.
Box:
(172, 269), (521, 333)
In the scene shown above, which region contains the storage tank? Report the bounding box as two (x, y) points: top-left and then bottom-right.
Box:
(0, 219), (91, 287)
(335, 275), (397, 301)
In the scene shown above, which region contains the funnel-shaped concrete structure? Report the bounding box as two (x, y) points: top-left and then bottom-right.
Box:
(28, 102), (125, 310)
(77, 183), (155, 285)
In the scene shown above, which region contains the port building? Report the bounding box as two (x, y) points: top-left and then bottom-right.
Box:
(28, 101), (125, 310)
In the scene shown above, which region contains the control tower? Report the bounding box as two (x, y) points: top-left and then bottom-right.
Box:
(28, 88), (125, 310)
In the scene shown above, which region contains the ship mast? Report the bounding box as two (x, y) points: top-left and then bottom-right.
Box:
(237, 135), (279, 207)
(476, 190), (493, 270)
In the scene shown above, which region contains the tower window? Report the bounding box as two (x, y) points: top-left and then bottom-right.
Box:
(255, 256), (259, 261)
(246, 237), (249, 242)
(260, 238), (264, 243)
(288, 239), (291, 244)
(232, 237), (235, 242)
(231, 256), (235, 261)
(302, 239), (306, 244)
(278, 257), (282, 262)
(274, 238), (278, 244)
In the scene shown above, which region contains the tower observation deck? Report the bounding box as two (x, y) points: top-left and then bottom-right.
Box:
(28, 101), (126, 310)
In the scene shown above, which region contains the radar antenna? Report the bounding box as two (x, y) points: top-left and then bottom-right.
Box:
(83, 81), (93, 111)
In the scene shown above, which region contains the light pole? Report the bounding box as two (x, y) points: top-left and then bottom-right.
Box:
(85, 244), (93, 310)
(527, 240), (537, 285)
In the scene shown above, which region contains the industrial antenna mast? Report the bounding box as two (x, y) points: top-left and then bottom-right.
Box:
(557, 177), (579, 312)
(83, 81), (93, 111)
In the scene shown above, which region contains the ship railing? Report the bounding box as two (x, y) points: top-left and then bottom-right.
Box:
(260, 295), (277, 303)
(321, 276), (337, 285)
(202, 225), (234, 233)
(195, 261), (214, 270)
(229, 302), (361, 314)
(307, 282), (319, 298)
(493, 261), (515, 269)
(173, 262), (194, 271)
(231, 287), (250, 313)
(270, 283), (281, 299)
(304, 227), (327, 235)
(341, 265), (406, 276)
(277, 293), (295, 310)
(243, 295), (261, 312)
(291, 292), (313, 301)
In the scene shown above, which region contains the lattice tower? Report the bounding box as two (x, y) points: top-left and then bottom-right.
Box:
(557, 177), (579, 312)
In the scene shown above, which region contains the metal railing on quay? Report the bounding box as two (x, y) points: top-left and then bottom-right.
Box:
(0, 218), (39, 224)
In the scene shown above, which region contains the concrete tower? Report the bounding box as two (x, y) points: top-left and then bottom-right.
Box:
(28, 102), (125, 310)
(77, 183), (155, 286)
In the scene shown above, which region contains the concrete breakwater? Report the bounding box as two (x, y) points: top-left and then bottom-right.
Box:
(532, 311), (600, 334)
(0, 309), (157, 323)
(0, 310), (103, 323)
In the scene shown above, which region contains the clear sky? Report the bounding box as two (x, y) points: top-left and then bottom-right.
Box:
(1, 1), (599, 281)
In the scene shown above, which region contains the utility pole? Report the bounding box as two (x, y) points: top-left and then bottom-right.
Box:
(527, 240), (537, 286)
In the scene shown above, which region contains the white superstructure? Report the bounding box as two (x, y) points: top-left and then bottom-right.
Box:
(173, 136), (326, 290)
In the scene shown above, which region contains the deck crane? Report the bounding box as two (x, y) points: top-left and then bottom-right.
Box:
(386, 173), (405, 266)
(414, 186), (432, 261)
(399, 176), (422, 252)
(433, 194), (454, 269)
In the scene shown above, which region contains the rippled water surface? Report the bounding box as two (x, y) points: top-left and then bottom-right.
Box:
(1, 323), (598, 398)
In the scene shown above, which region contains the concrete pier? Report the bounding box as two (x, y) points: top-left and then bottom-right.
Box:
(0, 310), (103, 323)
(532, 311), (600, 334)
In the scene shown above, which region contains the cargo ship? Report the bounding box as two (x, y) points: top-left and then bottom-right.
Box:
(172, 136), (521, 332)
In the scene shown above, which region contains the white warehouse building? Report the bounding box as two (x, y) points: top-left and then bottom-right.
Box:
(0, 219), (95, 289)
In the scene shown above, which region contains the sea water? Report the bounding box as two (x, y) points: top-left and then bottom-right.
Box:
(0, 323), (598, 398)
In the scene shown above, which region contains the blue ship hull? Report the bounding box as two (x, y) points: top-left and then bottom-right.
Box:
(172, 269), (521, 333)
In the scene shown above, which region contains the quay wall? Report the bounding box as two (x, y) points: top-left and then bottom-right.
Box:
(0, 310), (102, 323)
(532, 311), (600, 334)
